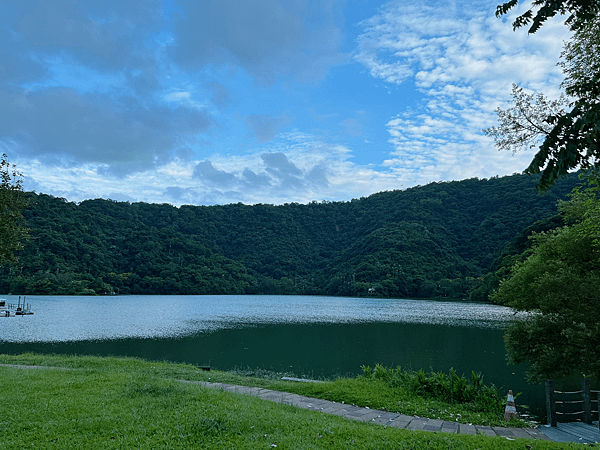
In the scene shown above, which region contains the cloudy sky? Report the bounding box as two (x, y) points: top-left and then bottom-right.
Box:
(1, 0), (570, 206)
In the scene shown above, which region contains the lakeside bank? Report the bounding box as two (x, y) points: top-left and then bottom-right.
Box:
(0, 354), (590, 449)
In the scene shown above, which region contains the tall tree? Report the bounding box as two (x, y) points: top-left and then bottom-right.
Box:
(528, 15), (600, 189)
(483, 84), (569, 154)
(496, 0), (600, 34)
(0, 154), (29, 265)
(488, 3), (600, 190)
(493, 176), (600, 381)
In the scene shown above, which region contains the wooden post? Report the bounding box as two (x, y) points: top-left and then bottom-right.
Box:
(546, 380), (557, 427)
(582, 378), (592, 425)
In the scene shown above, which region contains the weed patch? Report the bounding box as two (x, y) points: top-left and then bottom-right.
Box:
(361, 364), (505, 415)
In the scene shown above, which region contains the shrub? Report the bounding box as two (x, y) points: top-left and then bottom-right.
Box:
(360, 365), (503, 413)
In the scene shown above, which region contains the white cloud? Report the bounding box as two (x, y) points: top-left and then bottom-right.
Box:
(164, 91), (191, 102)
(0, 87), (213, 176)
(4, 0), (576, 207)
(355, 0), (571, 187)
(20, 132), (404, 206)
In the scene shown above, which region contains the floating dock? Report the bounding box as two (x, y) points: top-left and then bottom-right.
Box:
(0, 297), (34, 317)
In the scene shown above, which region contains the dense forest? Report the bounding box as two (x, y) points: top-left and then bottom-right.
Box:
(0, 173), (581, 299)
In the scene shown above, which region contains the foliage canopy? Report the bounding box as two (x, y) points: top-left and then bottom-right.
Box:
(0, 173), (580, 297)
(483, 85), (569, 154)
(0, 154), (29, 265)
(528, 16), (600, 189)
(493, 175), (600, 381)
(496, 0), (600, 34)
(490, 4), (600, 191)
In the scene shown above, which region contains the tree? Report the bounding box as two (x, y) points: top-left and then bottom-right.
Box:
(0, 154), (29, 265)
(483, 84), (569, 154)
(496, 0), (600, 34)
(488, 4), (600, 190)
(528, 14), (600, 189)
(492, 176), (600, 381)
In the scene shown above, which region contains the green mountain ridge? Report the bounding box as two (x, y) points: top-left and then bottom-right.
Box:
(0, 173), (581, 298)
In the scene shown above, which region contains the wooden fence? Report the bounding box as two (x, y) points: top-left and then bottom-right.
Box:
(545, 379), (599, 427)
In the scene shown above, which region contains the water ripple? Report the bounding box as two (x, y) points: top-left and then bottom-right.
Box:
(0, 295), (517, 343)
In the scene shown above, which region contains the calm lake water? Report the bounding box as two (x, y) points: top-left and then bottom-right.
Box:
(0, 294), (544, 417)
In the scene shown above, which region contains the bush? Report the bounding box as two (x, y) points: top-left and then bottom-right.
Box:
(361, 364), (503, 413)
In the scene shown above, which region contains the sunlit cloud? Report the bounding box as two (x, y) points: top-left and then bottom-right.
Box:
(355, 0), (570, 186)
(20, 132), (403, 206)
(1, 0), (575, 206)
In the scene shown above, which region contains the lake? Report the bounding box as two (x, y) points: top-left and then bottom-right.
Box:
(0, 294), (544, 417)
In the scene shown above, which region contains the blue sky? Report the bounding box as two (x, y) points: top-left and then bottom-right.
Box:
(1, 0), (570, 206)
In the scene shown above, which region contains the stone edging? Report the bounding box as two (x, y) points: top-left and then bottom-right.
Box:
(180, 380), (551, 441)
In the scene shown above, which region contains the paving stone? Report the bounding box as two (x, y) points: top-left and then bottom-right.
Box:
(304, 403), (324, 410)
(388, 418), (412, 429)
(258, 392), (287, 402)
(339, 412), (368, 420)
(329, 408), (353, 417)
(344, 407), (374, 416)
(492, 426), (516, 438)
(458, 424), (477, 435)
(476, 425), (496, 437)
(422, 419), (444, 432)
(312, 400), (334, 409)
(286, 395), (313, 406)
(222, 385), (241, 393)
(371, 413), (401, 425)
(255, 388), (275, 394)
(387, 414), (414, 429)
(296, 402), (319, 410)
(349, 411), (383, 422)
(279, 393), (304, 405)
(320, 405), (347, 414)
(223, 384), (244, 392)
(337, 406), (367, 417)
(507, 428), (538, 440)
(406, 418), (429, 431)
(371, 416), (395, 425)
(180, 380), (552, 441)
(250, 388), (267, 395)
(524, 428), (553, 441)
(440, 422), (459, 434)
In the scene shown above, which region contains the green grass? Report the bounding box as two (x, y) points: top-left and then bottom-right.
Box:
(0, 354), (586, 449)
(181, 363), (522, 428)
(1, 355), (522, 427)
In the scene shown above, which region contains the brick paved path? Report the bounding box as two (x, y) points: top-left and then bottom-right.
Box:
(182, 380), (551, 441)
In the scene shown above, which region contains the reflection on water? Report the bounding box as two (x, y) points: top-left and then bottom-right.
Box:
(0, 295), (516, 342)
(0, 294), (544, 417)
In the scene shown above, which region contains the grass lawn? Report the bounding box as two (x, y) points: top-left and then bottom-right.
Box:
(0, 354), (588, 449)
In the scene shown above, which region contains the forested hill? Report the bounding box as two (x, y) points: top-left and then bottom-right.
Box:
(1, 173), (581, 298)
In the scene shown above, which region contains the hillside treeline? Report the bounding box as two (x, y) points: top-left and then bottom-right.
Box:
(0, 173), (580, 299)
